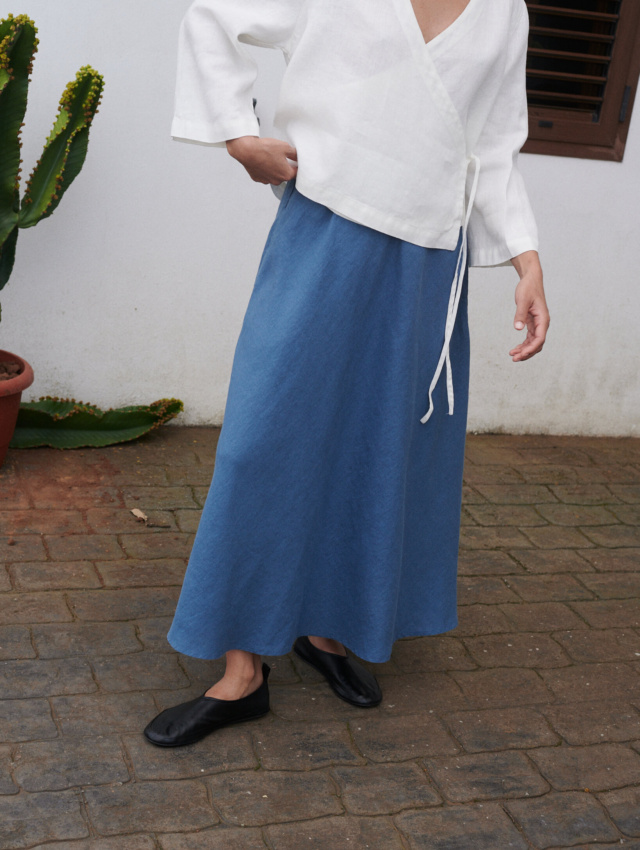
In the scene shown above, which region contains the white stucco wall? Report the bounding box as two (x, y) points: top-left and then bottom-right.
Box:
(2, 0), (638, 435)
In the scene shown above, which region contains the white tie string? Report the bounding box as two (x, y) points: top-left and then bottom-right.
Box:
(420, 154), (481, 424)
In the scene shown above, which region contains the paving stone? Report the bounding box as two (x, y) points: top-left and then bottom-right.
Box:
(192, 486), (211, 507)
(522, 526), (595, 548)
(506, 792), (620, 849)
(475, 483), (558, 504)
(0, 535), (47, 562)
(552, 629), (640, 663)
(451, 667), (553, 708)
(45, 534), (125, 561)
(395, 802), (529, 850)
(452, 604), (512, 636)
(457, 550), (524, 575)
(165, 466), (216, 486)
(0, 592), (72, 625)
(332, 763), (440, 814)
(135, 616), (174, 652)
(577, 548), (640, 571)
(500, 602), (588, 632)
(608, 504), (640, 524)
(460, 526), (534, 549)
(372, 671), (469, 714)
(32, 622), (141, 658)
(518, 464), (580, 485)
(540, 663), (640, 703)
(95, 558), (186, 588)
(0, 698), (57, 744)
(268, 682), (364, 721)
(174, 509), (202, 533)
(461, 484), (485, 504)
(444, 706), (559, 752)
(0, 487), (30, 509)
(598, 787), (640, 836)
(0, 565), (11, 590)
(159, 828), (266, 850)
(570, 600), (640, 629)
(517, 448), (593, 467)
(465, 504), (547, 526)
(206, 769), (342, 826)
(66, 587), (180, 621)
(541, 702), (640, 745)
(608, 484), (640, 503)
(253, 719), (363, 770)
(51, 691), (158, 736)
(121, 485), (198, 510)
(465, 444), (526, 466)
(463, 464), (526, 485)
(267, 815), (404, 849)
(535, 504), (619, 526)
(8, 561), (101, 591)
(581, 525), (640, 547)
(576, 465), (640, 484)
(28, 485), (122, 510)
(0, 789), (89, 848)
(348, 712), (458, 761)
(120, 532), (194, 560)
(0, 625), (35, 660)
(13, 737), (129, 791)
(85, 508), (177, 533)
(577, 572), (640, 599)
(30, 839), (156, 850)
(529, 743), (640, 791)
(124, 726), (257, 779)
(504, 574), (595, 602)
(0, 658), (96, 698)
(84, 780), (217, 834)
(457, 576), (520, 605)
(549, 484), (619, 505)
(424, 750), (549, 802)
(0, 745), (18, 794)
(92, 651), (189, 692)
(509, 548), (595, 573)
(463, 633), (570, 668)
(0, 510), (88, 535)
(392, 636), (476, 672)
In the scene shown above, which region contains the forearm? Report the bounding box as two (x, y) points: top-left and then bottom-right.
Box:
(511, 249), (542, 281)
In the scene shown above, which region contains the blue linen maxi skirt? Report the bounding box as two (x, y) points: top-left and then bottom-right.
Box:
(167, 180), (470, 664)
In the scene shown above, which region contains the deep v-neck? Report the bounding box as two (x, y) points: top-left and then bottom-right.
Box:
(408, 0), (478, 48)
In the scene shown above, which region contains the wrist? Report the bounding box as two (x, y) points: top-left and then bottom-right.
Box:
(511, 249), (542, 281)
(226, 135), (260, 158)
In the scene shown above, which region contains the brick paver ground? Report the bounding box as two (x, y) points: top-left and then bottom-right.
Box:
(1, 427), (639, 849)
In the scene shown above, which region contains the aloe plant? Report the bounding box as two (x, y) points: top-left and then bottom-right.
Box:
(0, 13), (104, 316)
(11, 397), (185, 448)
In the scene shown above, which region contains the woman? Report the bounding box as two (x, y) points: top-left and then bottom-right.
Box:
(144, 0), (550, 747)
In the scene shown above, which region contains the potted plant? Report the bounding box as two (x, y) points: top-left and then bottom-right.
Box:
(0, 13), (103, 466)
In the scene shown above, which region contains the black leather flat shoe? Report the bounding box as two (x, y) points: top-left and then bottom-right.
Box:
(293, 636), (382, 708)
(143, 662), (271, 747)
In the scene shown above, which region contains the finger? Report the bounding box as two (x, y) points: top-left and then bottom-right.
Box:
(286, 147), (298, 161)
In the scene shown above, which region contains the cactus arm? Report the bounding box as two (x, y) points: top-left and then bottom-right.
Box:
(0, 224), (18, 291)
(19, 66), (103, 228)
(0, 15), (38, 248)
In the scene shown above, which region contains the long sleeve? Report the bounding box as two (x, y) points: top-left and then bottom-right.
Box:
(467, 0), (539, 267)
(171, 0), (303, 147)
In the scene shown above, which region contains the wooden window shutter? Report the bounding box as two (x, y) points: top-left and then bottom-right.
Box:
(522, 0), (640, 160)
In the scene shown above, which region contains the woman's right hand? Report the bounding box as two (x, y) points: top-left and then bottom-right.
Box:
(226, 136), (298, 185)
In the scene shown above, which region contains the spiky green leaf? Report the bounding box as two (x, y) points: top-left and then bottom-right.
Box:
(10, 397), (184, 449)
(19, 65), (103, 228)
(0, 223), (18, 290)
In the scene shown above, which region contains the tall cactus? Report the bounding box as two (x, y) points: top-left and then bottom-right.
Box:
(0, 14), (104, 315)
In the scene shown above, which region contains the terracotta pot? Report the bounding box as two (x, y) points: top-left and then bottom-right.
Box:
(0, 350), (34, 468)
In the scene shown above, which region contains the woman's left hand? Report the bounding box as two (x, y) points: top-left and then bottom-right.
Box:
(509, 250), (550, 362)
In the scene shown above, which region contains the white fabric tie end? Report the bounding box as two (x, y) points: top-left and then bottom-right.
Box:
(420, 154), (480, 424)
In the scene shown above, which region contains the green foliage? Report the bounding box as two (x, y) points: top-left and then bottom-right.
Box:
(10, 397), (184, 449)
(0, 13), (104, 298)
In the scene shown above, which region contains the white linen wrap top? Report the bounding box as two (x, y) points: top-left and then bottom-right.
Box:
(172, 0), (540, 421)
(172, 0), (538, 267)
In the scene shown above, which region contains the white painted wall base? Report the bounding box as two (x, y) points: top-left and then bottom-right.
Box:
(3, 0), (638, 435)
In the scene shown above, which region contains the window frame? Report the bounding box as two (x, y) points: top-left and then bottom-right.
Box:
(522, 0), (640, 161)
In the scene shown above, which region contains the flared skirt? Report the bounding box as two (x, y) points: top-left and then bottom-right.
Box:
(167, 180), (470, 663)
